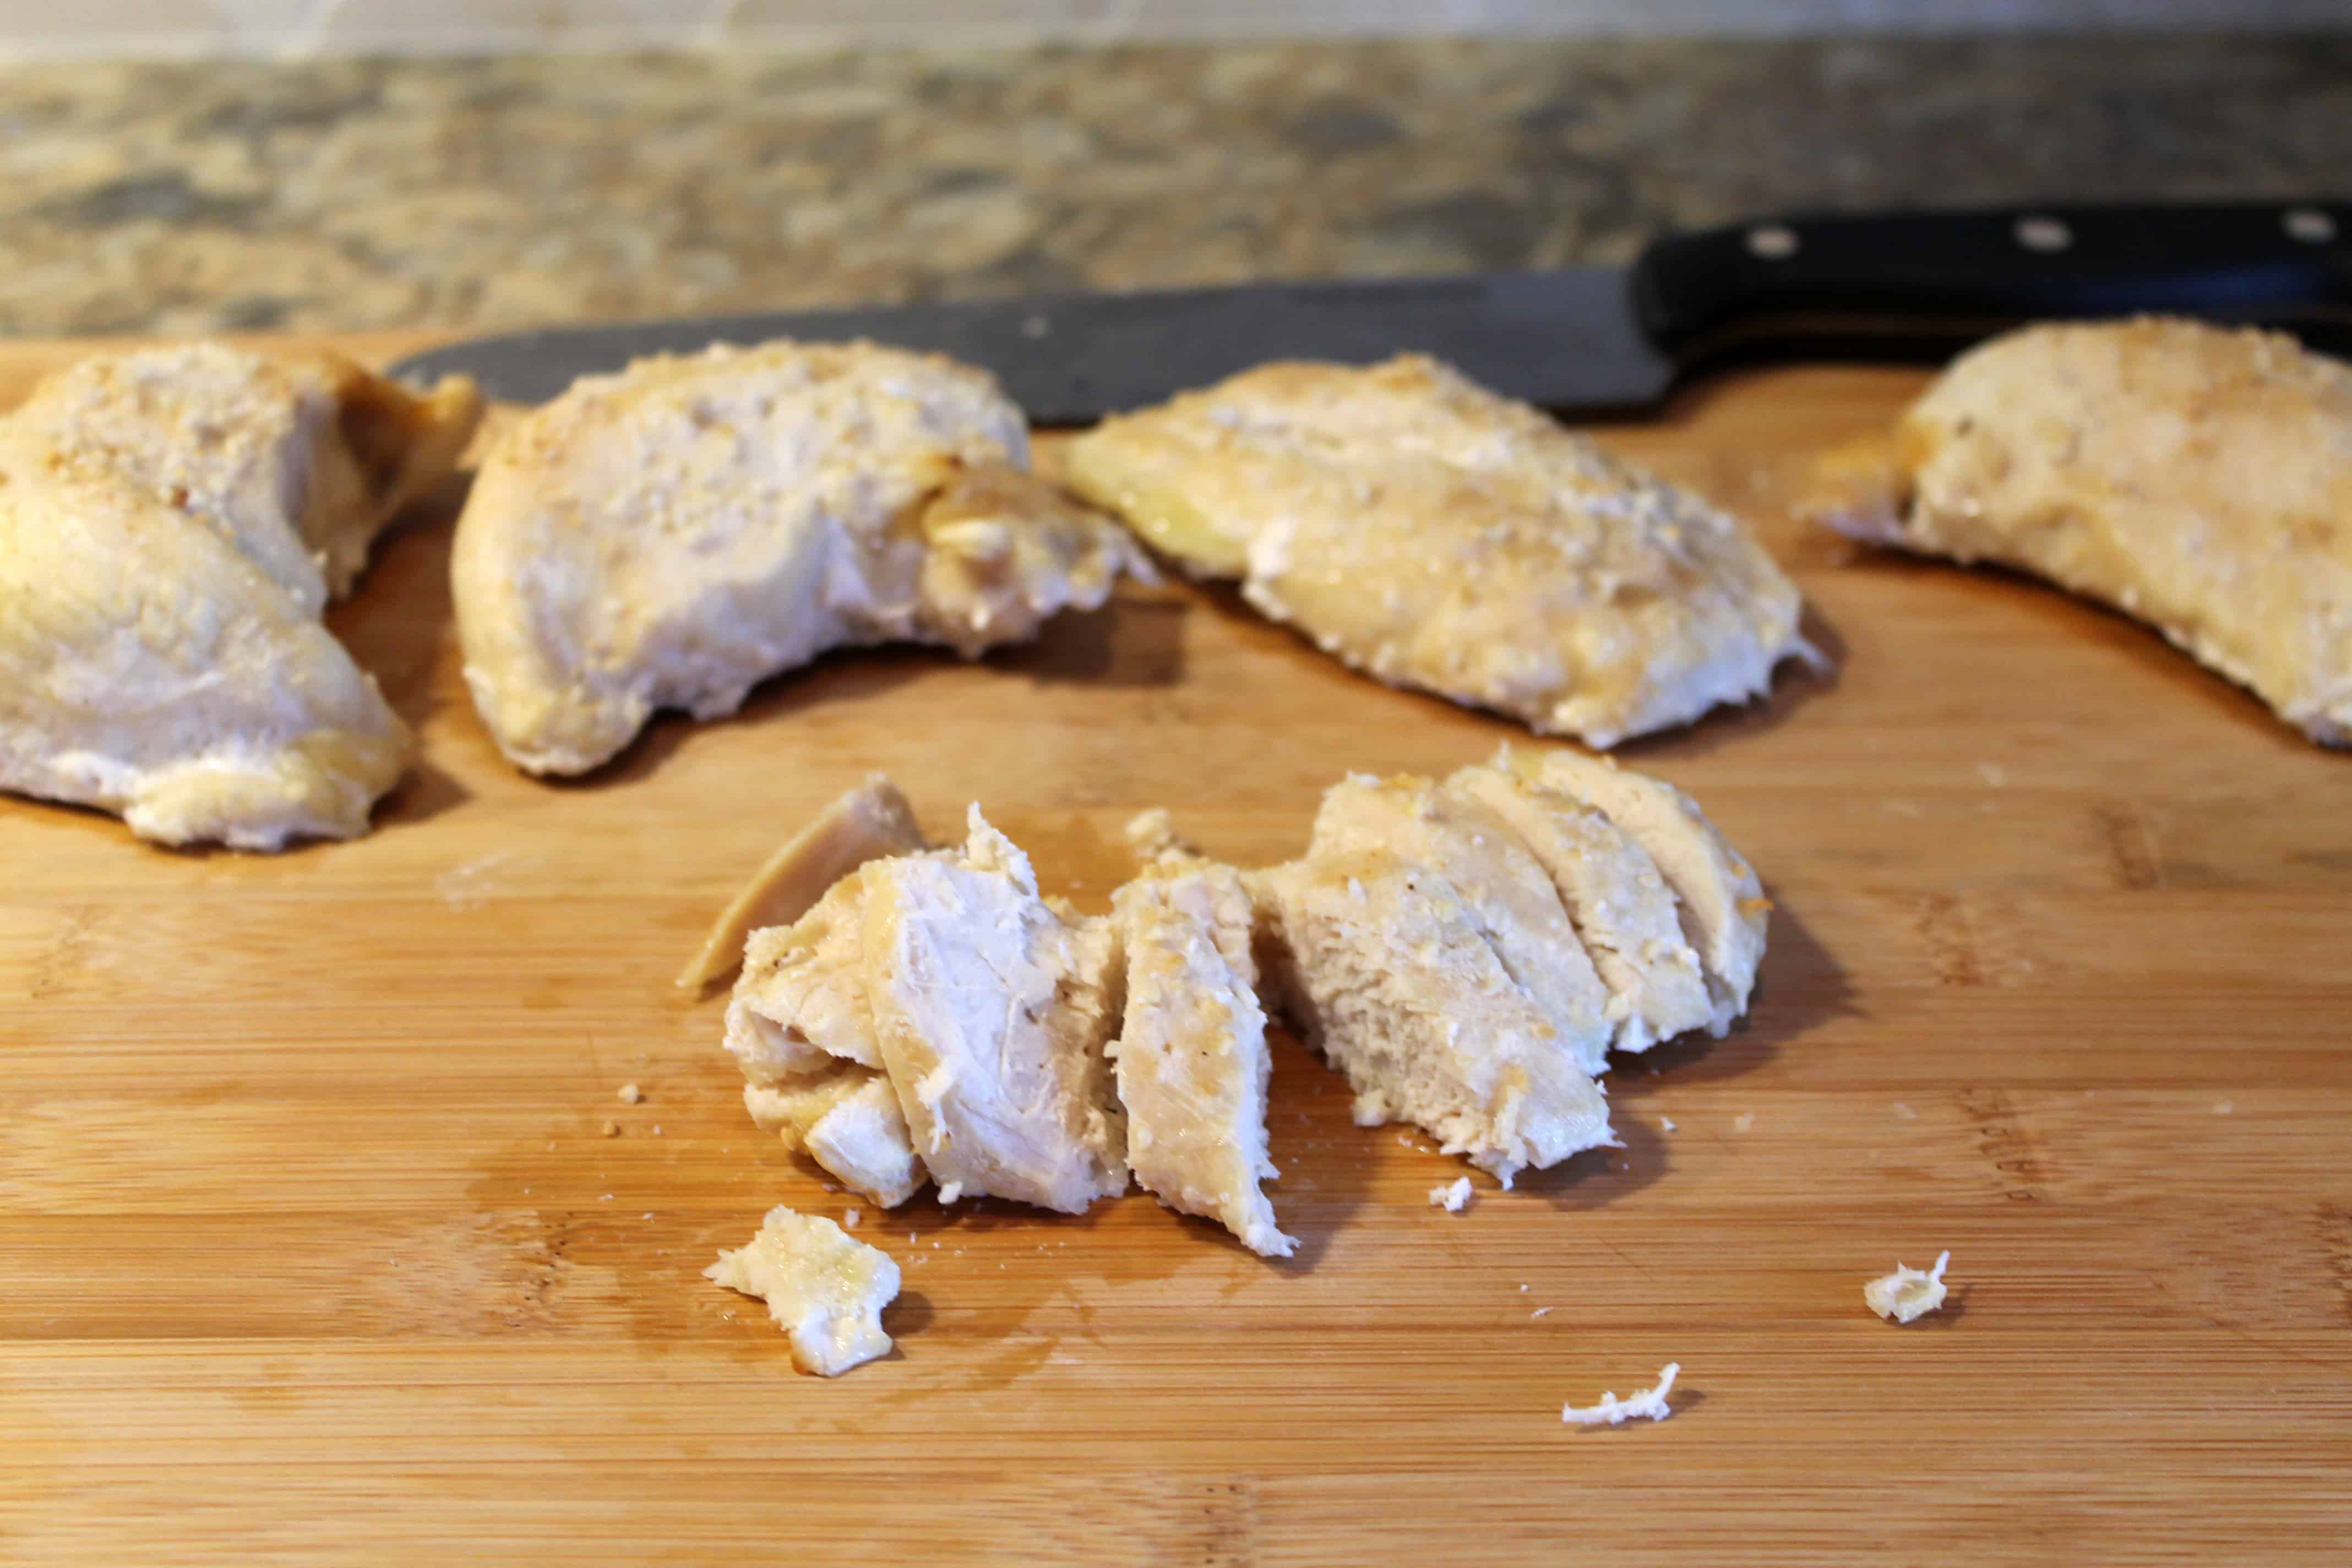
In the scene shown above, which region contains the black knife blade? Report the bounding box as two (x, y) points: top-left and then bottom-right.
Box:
(388, 201), (2352, 420)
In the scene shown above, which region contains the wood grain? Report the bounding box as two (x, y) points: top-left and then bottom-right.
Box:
(1, 336), (2348, 1565)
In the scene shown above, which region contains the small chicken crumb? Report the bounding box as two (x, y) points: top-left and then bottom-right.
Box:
(1429, 1175), (1473, 1212)
(1123, 807), (1196, 862)
(1660, 1117), (1676, 1132)
(1732, 1113), (1755, 1133)
(601, 1119), (620, 1137)
(843, 1207), (862, 1230)
(1561, 1363), (1679, 1427)
(617, 1083), (643, 1104)
(1864, 1250), (1952, 1323)
(1531, 1307), (1552, 1319)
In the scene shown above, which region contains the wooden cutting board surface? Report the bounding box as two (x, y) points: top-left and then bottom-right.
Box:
(2, 335), (2348, 1566)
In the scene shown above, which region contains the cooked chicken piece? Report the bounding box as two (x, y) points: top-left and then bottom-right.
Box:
(1811, 318), (2352, 745)
(1514, 749), (1767, 1035)
(1429, 1175), (1473, 1212)
(727, 864), (932, 1206)
(1122, 805), (1198, 866)
(726, 868), (888, 1083)
(4, 342), (480, 614)
(743, 1070), (871, 1142)
(1062, 353), (1809, 745)
(704, 1206), (901, 1375)
(451, 340), (1149, 775)
(0, 344), (480, 850)
(1445, 760), (1712, 1055)
(1255, 847), (1614, 1188)
(861, 806), (1130, 1213)
(1111, 860), (1294, 1257)
(802, 1074), (928, 1210)
(1864, 1251), (1952, 1324)
(1304, 772), (1615, 1075)
(679, 773), (925, 989)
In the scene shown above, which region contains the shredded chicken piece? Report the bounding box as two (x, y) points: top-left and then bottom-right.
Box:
(1864, 1251), (1952, 1323)
(1561, 1363), (1679, 1427)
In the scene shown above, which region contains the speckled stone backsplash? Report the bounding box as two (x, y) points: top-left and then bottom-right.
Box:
(2, 34), (2344, 338)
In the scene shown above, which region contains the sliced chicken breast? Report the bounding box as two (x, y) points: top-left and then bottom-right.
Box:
(1444, 760), (1712, 1055)
(680, 772), (926, 990)
(1305, 772), (1614, 1075)
(861, 807), (1130, 1213)
(1255, 848), (1614, 1188)
(1517, 748), (1767, 1034)
(1112, 860), (1294, 1257)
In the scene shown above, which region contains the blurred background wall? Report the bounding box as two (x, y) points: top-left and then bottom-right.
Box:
(3, 1), (2342, 61)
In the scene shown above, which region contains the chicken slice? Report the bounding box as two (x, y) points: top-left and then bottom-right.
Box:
(743, 1070), (870, 1142)
(1304, 772), (1615, 1075)
(861, 806), (1129, 1213)
(0, 344), (480, 850)
(1111, 860), (1294, 1257)
(725, 868), (888, 1083)
(1445, 760), (1712, 1055)
(1255, 847), (1613, 1188)
(727, 863), (933, 1206)
(1810, 318), (2352, 745)
(1516, 748), (1767, 1034)
(704, 1206), (900, 1375)
(1062, 353), (1808, 745)
(451, 339), (1150, 775)
(679, 772), (925, 990)
(803, 1074), (929, 1210)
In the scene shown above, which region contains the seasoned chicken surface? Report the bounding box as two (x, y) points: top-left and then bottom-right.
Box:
(1062, 353), (1809, 745)
(1811, 318), (2352, 745)
(1112, 860), (1294, 1257)
(6, 342), (478, 613)
(704, 1206), (901, 1375)
(862, 808), (1130, 1213)
(0, 343), (480, 850)
(680, 773), (926, 990)
(451, 340), (1150, 776)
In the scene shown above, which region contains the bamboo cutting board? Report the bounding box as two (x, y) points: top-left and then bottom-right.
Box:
(1, 335), (2348, 1566)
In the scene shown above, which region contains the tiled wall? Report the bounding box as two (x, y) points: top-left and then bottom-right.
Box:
(0, 1), (2338, 59)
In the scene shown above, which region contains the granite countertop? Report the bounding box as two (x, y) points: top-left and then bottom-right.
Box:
(0, 34), (2344, 339)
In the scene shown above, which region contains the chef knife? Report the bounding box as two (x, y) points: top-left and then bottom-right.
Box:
(390, 200), (2352, 422)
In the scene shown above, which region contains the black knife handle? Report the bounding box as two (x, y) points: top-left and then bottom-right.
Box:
(1631, 202), (2352, 356)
